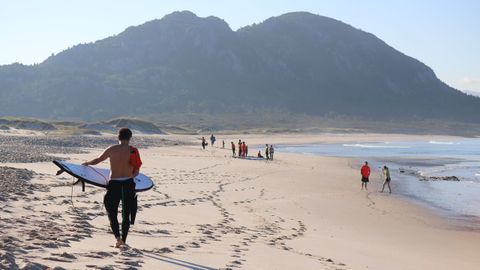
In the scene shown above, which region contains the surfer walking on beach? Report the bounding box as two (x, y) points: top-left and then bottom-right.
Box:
(82, 128), (142, 248)
(381, 165), (392, 193)
(361, 161), (370, 190)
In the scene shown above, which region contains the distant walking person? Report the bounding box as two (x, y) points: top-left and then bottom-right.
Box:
(361, 161), (371, 190)
(222, 140), (225, 149)
(231, 142), (236, 156)
(269, 145), (274, 160)
(265, 144), (270, 160)
(245, 144), (249, 157)
(210, 134), (216, 146)
(201, 137), (207, 150)
(381, 165), (392, 193)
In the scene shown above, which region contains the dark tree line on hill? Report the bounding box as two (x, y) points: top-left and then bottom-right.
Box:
(0, 11), (479, 123)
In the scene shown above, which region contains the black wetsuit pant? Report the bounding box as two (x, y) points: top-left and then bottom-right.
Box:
(104, 179), (136, 243)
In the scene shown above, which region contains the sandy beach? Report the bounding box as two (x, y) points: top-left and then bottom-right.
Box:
(1, 133), (480, 270)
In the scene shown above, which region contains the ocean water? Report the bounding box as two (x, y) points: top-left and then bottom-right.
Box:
(280, 139), (480, 221)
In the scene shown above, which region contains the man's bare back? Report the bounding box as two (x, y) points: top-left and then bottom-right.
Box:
(108, 144), (135, 179)
(82, 143), (139, 179)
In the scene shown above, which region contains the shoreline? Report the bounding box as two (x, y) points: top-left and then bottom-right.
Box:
(278, 137), (480, 230)
(361, 156), (480, 232)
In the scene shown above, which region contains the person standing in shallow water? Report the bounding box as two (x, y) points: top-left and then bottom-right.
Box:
(269, 145), (274, 160)
(381, 165), (392, 193)
(82, 128), (142, 248)
(360, 161), (370, 190)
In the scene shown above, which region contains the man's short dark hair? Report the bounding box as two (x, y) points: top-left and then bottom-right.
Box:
(118, 128), (132, 141)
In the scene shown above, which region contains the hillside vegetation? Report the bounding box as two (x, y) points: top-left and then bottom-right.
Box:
(0, 11), (479, 126)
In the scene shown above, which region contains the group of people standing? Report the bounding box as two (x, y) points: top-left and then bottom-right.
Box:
(201, 135), (276, 161)
(229, 140), (275, 160)
(201, 134), (218, 150)
(231, 139), (249, 157)
(360, 161), (392, 193)
(259, 144), (274, 160)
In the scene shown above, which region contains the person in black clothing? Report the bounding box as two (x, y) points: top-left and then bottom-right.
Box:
(202, 137), (207, 150)
(231, 141), (236, 156)
(238, 140), (243, 157)
(104, 179), (136, 246)
(82, 128), (142, 248)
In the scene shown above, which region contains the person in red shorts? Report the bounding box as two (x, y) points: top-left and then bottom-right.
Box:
(360, 161), (371, 190)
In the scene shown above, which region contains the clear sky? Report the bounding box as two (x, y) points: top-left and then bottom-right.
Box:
(1, 0), (479, 92)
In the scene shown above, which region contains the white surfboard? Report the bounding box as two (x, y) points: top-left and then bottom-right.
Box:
(53, 160), (154, 192)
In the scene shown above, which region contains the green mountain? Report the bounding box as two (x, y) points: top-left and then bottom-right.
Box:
(0, 11), (478, 123)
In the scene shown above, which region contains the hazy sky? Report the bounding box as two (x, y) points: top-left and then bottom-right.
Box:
(1, 0), (479, 92)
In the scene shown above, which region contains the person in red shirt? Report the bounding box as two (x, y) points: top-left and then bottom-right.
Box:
(360, 161), (371, 190)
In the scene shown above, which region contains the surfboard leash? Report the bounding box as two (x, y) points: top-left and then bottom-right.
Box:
(69, 176), (105, 221)
(70, 176), (82, 217)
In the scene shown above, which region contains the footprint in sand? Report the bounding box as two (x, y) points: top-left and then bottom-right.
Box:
(175, 245), (186, 251)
